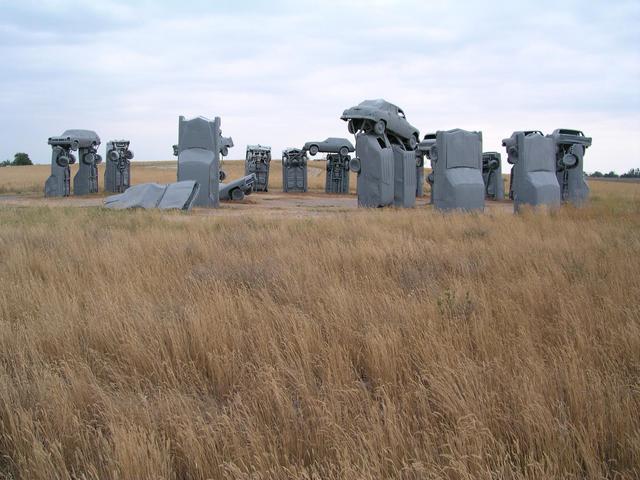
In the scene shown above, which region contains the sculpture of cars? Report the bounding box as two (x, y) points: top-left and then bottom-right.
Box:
(219, 173), (256, 201)
(219, 134), (233, 157)
(282, 148), (307, 166)
(341, 99), (420, 149)
(173, 133), (233, 157)
(302, 137), (355, 157)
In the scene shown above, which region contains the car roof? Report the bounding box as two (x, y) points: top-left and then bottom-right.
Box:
(358, 99), (398, 111)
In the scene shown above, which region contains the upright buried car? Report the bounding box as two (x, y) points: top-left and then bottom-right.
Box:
(341, 99), (420, 149)
(302, 138), (355, 157)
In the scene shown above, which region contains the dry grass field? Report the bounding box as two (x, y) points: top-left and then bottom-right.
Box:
(0, 160), (341, 196)
(0, 165), (639, 479)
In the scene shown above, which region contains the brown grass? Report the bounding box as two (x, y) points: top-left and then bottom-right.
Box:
(0, 160), (343, 195)
(0, 171), (639, 479)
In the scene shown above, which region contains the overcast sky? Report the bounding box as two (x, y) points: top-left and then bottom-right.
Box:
(1, 0), (639, 172)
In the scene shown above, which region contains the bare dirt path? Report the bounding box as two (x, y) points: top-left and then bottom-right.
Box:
(0, 192), (513, 218)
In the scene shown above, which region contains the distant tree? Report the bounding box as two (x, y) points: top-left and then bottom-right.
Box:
(604, 171), (619, 178)
(0, 159), (11, 167)
(621, 168), (640, 178)
(12, 152), (32, 166)
(590, 171), (603, 178)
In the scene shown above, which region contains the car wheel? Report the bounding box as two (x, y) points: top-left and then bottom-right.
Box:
(219, 170), (227, 182)
(221, 146), (229, 157)
(56, 155), (70, 167)
(373, 120), (386, 136)
(83, 153), (96, 165)
(231, 188), (245, 201)
(409, 134), (418, 150)
(349, 157), (361, 174)
(561, 154), (577, 169)
(347, 120), (358, 134)
(339, 146), (349, 157)
(125, 149), (134, 160)
(108, 150), (120, 162)
(309, 145), (319, 156)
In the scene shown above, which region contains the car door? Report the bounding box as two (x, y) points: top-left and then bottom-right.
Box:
(395, 108), (409, 138)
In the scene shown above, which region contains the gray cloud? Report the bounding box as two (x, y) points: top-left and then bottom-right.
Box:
(0, 0), (638, 173)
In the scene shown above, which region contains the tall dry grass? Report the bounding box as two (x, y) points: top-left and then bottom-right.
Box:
(0, 181), (639, 479)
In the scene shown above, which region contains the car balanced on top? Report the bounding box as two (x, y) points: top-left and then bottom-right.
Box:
(341, 99), (420, 150)
(302, 138), (355, 157)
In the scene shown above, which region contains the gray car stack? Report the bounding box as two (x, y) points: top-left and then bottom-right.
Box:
(282, 148), (308, 193)
(303, 138), (354, 194)
(45, 130), (102, 197)
(104, 140), (134, 193)
(245, 145), (272, 192)
(341, 99), (420, 208)
(482, 151), (504, 201)
(549, 129), (592, 206)
(176, 116), (223, 208)
(503, 131), (561, 212)
(422, 129), (485, 212)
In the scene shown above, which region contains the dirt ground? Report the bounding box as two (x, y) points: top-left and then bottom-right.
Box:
(0, 191), (515, 218)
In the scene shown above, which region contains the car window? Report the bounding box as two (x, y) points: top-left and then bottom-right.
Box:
(398, 109), (406, 118)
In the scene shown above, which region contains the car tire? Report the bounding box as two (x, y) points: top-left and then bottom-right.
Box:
(231, 188), (245, 201)
(339, 146), (349, 157)
(374, 120), (386, 136)
(219, 170), (227, 182)
(561, 154), (578, 169)
(108, 150), (120, 162)
(309, 145), (319, 156)
(83, 153), (95, 165)
(347, 120), (358, 134)
(409, 134), (418, 150)
(349, 157), (361, 174)
(56, 155), (70, 167)
(125, 150), (134, 160)
(221, 147), (229, 157)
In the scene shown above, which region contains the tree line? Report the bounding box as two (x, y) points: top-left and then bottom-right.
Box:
(1, 153), (33, 167)
(589, 168), (640, 179)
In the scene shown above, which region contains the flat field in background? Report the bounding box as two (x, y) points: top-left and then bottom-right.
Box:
(0, 160), (346, 195)
(0, 165), (639, 479)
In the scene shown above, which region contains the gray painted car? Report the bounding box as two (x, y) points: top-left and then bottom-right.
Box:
(220, 135), (234, 157)
(341, 99), (420, 149)
(219, 173), (256, 201)
(172, 133), (232, 157)
(302, 137), (355, 157)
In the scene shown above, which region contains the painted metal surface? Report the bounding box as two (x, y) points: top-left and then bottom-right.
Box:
(503, 131), (560, 212)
